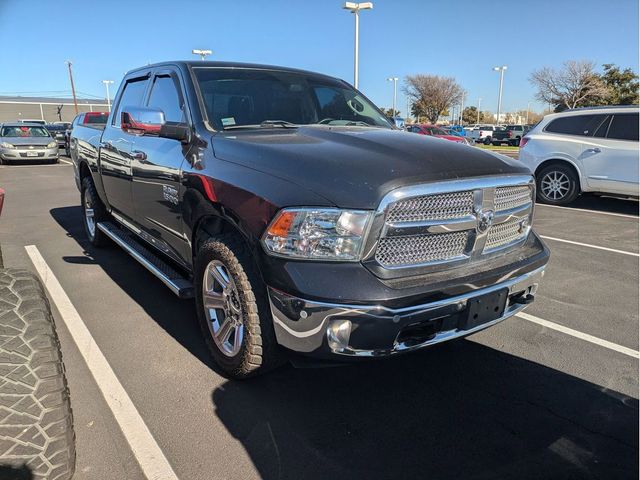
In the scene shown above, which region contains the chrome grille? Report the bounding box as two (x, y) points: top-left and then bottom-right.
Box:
(386, 191), (474, 223)
(495, 185), (532, 212)
(375, 231), (470, 267)
(484, 218), (528, 252)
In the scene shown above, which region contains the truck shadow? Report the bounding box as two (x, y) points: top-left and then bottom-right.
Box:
(49, 205), (638, 479)
(211, 341), (638, 480)
(538, 194), (638, 216)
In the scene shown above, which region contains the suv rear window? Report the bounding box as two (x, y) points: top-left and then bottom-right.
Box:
(545, 114), (609, 136)
(607, 113), (639, 141)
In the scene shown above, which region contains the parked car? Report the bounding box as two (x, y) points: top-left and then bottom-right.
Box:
(407, 124), (468, 144)
(71, 61), (548, 379)
(447, 125), (467, 137)
(65, 111), (109, 156)
(0, 123), (59, 164)
(468, 125), (499, 144)
(45, 123), (69, 148)
(492, 125), (530, 146)
(519, 106), (639, 204)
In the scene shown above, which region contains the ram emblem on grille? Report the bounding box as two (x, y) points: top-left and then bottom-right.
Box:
(476, 209), (495, 234)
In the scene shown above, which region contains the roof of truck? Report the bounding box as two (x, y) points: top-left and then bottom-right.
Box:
(127, 61), (346, 82)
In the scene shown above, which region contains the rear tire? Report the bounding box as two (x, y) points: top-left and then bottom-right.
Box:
(194, 233), (282, 379)
(483, 137), (491, 145)
(81, 176), (110, 247)
(536, 163), (580, 205)
(0, 269), (76, 480)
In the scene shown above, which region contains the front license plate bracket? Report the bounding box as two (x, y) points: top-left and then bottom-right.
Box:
(461, 289), (508, 330)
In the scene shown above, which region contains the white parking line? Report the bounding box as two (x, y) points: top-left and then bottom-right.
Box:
(536, 203), (638, 219)
(516, 311), (639, 359)
(25, 245), (179, 480)
(59, 158), (72, 165)
(539, 235), (639, 257)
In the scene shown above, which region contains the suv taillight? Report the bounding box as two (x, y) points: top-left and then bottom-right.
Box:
(507, 131), (512, 137)
(519, 137), (529, 148)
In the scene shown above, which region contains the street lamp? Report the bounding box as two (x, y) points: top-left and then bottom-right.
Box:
(477, 97), (482, 125)
(387, 77), (398, 117)
(102, 80), (114, 111)
(493, 65), (507, 125)
(192, 49), (212, 61)
(526, 101), (531, 124)
(343, 2), (373, 89)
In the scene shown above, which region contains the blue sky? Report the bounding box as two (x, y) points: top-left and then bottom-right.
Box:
(0, 0), (637, 117)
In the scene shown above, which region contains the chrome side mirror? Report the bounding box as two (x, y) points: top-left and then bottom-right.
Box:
(121, 107), (165, 136)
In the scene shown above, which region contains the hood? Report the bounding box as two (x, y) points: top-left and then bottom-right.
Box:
(211, 126), (530, 209)
(2, 136), (53, 146)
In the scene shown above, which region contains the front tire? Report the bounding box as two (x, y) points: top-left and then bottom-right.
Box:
(194, 234), (282, 379)
(0, 269), (76, 479)
(536, 163), (580, 205)
(80, 177), (109, 246)
(483, 137), (492, 145)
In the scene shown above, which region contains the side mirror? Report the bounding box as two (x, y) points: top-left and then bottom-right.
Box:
(121, 107), (190, 143)
(121, 107), (164, 136)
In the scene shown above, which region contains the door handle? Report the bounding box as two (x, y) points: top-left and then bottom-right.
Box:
(585, 147), (601, 153)
(131, 150), (147, 161)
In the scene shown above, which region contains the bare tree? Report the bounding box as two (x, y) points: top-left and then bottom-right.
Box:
(529, 60), (609, 110)
(404, 75), (464, 124)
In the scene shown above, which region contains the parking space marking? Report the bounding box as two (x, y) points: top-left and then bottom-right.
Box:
(536, 203), (638, 219)
(516, 311), (639, 359)
(25, 245), (179, 480)
(539, 235), (639, 257)
(59, 158), (72, 165)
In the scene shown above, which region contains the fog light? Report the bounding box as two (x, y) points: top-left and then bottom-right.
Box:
(327, 320), (352, 352)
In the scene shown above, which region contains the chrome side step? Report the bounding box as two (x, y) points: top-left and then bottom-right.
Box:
(97, 221), (194, 299)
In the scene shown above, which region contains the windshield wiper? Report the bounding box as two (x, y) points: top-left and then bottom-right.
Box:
(259, 120), (298, 128)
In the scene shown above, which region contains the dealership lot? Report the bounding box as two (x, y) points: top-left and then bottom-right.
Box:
(0, 160), (637, 479)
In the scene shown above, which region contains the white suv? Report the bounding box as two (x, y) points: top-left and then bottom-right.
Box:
(519, 106), (639, 205)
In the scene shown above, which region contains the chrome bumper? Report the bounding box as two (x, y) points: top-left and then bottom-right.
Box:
(268, 266), (545, 357)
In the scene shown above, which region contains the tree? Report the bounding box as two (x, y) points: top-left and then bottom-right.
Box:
(481, 111), (496, 124)
(462, 106), (482, 124)
(529, 60), (609, 109)
(404, 74), (465, 124)
(381, 108), (400, 118)
(600, 64), (639, 105)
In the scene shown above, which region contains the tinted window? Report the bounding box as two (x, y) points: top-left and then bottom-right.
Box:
(545, 114), (608, 136)
(607, 113), (639, 141)
(1, 126), (50, 137)
(592, 115), (611, 138)
(114, 77), (149, 127)
(147, 75), (185, 123)
(85, 113), (109, 124)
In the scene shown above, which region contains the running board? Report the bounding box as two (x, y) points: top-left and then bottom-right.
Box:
(97, 222), (194, 299)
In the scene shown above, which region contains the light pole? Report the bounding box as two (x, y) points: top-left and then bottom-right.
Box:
(387, 77), (398, 117)
(102, 80), (114, 111)
(65, 61), (79, 115)
(343, 2), (373, 89)
(459, 92), (465, 125)
(192, 49), (212, 61)
(526, 101), (531, 124)
(477, 97), (482, 125)
(493, 65), (507, 125)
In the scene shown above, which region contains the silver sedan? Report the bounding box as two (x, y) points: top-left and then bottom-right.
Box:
(0, 123), (59, 164)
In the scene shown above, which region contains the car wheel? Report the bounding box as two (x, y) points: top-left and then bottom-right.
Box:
(195, 233), (282, 379)
(483, 137), (491, 145)
(81, 176), (110, 246)
(536, 164), (580, 205)
(0, 269), (76, 480)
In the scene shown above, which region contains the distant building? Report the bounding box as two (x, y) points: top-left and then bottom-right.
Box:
(0, 96), (110, 123)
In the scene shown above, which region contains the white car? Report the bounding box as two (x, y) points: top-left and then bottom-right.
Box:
(468, 125), (499, 144)
(519, 106), (639, 205)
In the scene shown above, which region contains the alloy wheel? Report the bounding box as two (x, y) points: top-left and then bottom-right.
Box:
(202, 260), (244, 357)
(540, 171), (570, 200)
(84, 194), (95, 237)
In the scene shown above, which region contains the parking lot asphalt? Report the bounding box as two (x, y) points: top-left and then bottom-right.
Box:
(0, 159), (638, 480)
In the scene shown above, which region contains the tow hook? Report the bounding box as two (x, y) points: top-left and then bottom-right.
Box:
(513, 293), (535, 305)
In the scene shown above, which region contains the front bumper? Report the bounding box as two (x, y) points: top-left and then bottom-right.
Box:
(268, 265), (545, 358)
(0, 146), (59, 161)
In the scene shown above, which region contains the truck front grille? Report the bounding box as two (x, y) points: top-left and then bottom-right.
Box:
(386, 191), (474, 223)
(375, 231), (470, 267)
(372, 177), (533, 270)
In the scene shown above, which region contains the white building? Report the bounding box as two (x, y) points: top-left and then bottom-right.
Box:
(0, 96), (110, 123)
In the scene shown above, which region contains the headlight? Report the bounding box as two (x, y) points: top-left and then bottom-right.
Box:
(47, 141), (57, 148)
(0, 142), (15, 149)
(262, 208), (373, 261)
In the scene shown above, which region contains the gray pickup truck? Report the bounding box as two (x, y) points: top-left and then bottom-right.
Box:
(492, 125), (530, 146)
(70, 61), (549, 378)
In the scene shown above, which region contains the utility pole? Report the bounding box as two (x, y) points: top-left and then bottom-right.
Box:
(343, 2), (373, 89)
(387, 77), (398, 116)
(102, 80), (114, 111)
(66, 61), (79, 115)
(192, 49), (212, 61)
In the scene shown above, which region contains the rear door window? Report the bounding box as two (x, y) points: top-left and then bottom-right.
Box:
(113, 77), (149, 127)
(545, 114), (608, 136)
(607, 113), (639, 141)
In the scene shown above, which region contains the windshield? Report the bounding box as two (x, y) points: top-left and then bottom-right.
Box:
(1, 126), (50, 137)
(194, 68), (392, 130)
(431, 127), (448, 135)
